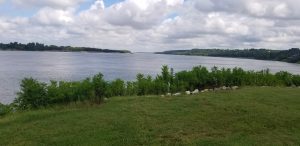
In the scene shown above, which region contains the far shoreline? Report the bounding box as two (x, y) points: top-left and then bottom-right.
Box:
(0, 49), (132, 54)
(157, 52), (300, 64)
(0, 42), (131, 54)
(156, 48), (300, 64)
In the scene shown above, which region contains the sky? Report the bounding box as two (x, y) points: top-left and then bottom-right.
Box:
(0, 0), (300, 52)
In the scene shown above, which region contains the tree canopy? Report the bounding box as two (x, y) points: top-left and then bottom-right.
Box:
(0, 42), (131, 53)
(158, 48), (300, 63)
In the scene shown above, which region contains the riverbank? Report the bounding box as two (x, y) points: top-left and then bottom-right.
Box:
(0, 42), (131, 54)
(157, 48), (300, 64)
(1, 87), (300, 145)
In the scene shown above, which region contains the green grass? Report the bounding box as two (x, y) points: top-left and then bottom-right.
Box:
(1, 87), (300, 146)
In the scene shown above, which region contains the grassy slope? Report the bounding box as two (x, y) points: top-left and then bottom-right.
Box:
(1, 87), (300, 146)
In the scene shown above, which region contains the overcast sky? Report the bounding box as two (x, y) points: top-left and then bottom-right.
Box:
(0, 0), (299, 52)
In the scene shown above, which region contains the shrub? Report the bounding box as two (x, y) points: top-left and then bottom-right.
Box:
(275, 71), (293, 86)
(152, 76), (167, 95)
(0, 103), (11, 116)
(75, 78), (94, 102)
(109, 79), (126, 96)
(125, 81), (137, 96)
(12, 65), (300, 111)
(14, 78), (48, 110)
(136, 74), (148, 96)
(47, 80), (62, 104)
(292, 75), (300, 86)
(92, 73), (107, 103)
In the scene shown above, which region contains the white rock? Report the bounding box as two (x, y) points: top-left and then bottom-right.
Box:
(166, 93), (171, 96)
(232, 86), (239, 90)
(185, 91), (191, 95)
(173, 93), (181, 96)
(202, 89), (209, 92)
(222, 86), (231, 90)
(192, 89), (199, 94)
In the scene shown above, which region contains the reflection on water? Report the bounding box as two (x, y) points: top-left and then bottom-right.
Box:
(1, 51), (300, 103)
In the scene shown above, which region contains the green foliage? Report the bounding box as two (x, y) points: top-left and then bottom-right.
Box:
(0, 103), (11, 116)
(112, 79), (126, 96)
(125, 81), (137, 96)
(153, 76), (168, 95)
(92, 73), (107, 103)
(159, 48), (300, 63)
(161, 65), (171, 85)
(106, 79), (126, 97)
(14, 78), (48, 110)
(173, 66), (300, 90)
(12, 65), (300, 110)
(292, 75), (300, 86)
(275, 71), (293, 86)
(0, 42), (131, 53)
(136, 74), (154, 95)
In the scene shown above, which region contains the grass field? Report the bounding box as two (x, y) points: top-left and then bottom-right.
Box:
(1, 87), (300, 146)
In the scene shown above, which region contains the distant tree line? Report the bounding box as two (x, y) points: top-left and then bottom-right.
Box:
(0, 42), (131, 53)
(158, 48), (300, 63)
(0, 65), (298, 112)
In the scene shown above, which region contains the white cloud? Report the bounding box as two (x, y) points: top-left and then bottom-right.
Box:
(90, 0), (105, 10)
(1, 0), (300, 52)
(103, 0), (183, 29)
(32, 7), (75, 25)
(273, 3), (290, 18)
(12, 0), (85, 9)
(0, 19), (10, 33)
(247, 2), (267, 16)
(193, 0), (300, 19)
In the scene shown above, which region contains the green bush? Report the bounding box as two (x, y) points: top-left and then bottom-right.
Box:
(135, 74), (145, 95)
(109, 79), (126, 96)
(125, 81), (137, 96)
(12, 65), (300, 110)
(92, 73), (107, 103)
(275, 71), (293, 86)
(0, 103), (11, 116)
(14, 78), (48, 110)
(292, 75), (300, 86)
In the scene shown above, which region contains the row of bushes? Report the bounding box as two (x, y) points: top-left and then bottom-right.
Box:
(1, 65), (300, 113)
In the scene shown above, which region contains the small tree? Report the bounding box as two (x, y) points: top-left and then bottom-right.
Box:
(276, 71), (293, 86)
(125, 81), (137, 96)
(92, 73), (107, 103)
(47, 80), (60, 104)
(14, 78), (48, 110)
(110, 79), (126, 96)
(0, 103), (11, 116)
(161, 65), (172, 92)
